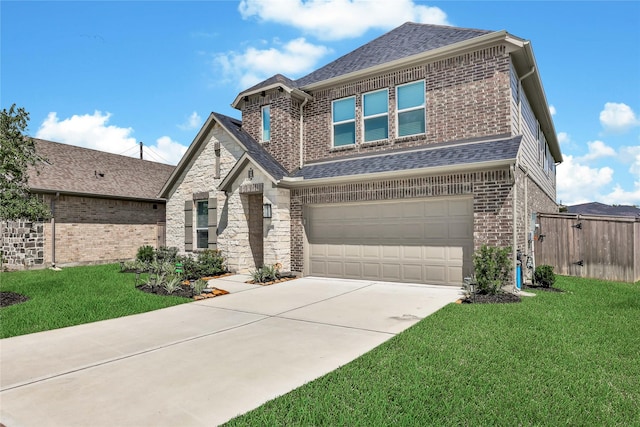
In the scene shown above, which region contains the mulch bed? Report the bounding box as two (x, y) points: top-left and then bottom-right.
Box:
(246, 274), (298, 286)
(0, 291), (30, 308)
(461, 293), (522, 304)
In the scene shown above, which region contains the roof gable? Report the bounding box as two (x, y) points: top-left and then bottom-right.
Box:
(28, 139), (174, 201)
(296, 22), (492, 87)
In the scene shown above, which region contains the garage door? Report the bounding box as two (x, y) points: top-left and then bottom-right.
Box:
(304, 197), (473, 285)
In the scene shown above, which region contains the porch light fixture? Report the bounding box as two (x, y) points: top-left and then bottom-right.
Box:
(263, 203), (272, 219)
(248, 168), (254, 180)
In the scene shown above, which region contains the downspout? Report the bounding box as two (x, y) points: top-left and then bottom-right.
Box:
(299, 97), (308, 169)
(517, 67), (536, 133)
(50, 192), (59, 267)
(511, 164), (518, 290)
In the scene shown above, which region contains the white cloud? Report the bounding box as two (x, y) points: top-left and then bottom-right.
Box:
(144, 136), (188, 165)
(549, 105), (556, 116)
(600, 183), (640, 206)
(557, 132), (570, 144)
(239, 0), (450, 41)
(620, 145), (640, 179)
(556, 155), (614, 205)
(578, 140), (616, 162)
(178, 111), (202, 130)
(36, 111), (186, 165)
(215, 37), (331, 88)
(599, 102), (639, 133)
(37, 111), (137, 153)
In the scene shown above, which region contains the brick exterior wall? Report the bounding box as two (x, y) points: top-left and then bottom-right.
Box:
(290, 168), (514, 273)
(2, 194), (165, 270)
(241, 91), (302, 173)
(300, 45), (511, 162)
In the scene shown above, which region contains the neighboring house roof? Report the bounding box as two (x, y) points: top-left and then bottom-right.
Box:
(288, 135), (521, 182)
(567, 202), (640, 217)
(296, 23), (491, 87)
(29, 139), (175, 201)
(159, 112), (289, 198)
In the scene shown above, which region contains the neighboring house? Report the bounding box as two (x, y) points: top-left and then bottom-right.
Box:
(0, 139), (174, 269)
(161, 22), (562, 286)
(567, 202), (640, 217)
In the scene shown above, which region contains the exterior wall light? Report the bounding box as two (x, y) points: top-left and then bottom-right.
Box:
(248, 168), (254, 180)
(263, 203), (272, 219)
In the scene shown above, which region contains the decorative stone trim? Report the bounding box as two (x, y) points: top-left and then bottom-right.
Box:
(239, 183), (264, 194)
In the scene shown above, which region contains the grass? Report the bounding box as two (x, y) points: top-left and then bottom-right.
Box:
(0, 264), (191, 338)
(225, 276), (640, 426)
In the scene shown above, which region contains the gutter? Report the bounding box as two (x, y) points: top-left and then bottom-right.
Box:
(278, 158), (516, 188)
(517, 66), (536, 134)
(33, 189), (167, 204)
(299, 97), (309, 169)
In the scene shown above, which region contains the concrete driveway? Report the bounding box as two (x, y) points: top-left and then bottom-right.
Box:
(0, 275), (461, 427)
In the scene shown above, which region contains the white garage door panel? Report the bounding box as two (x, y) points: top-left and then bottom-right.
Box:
(305, 197), (473, 285)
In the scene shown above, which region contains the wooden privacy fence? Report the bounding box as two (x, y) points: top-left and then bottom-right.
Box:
(534, 213), (640, 283)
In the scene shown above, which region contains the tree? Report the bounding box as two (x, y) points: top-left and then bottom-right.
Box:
(0, 104), (50, 221)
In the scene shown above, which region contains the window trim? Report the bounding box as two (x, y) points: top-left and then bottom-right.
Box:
(331, 96), (356, 147)
(261, 105), (270, 143)
(396, 80), (426, 138)
(195, 199), (209, 249)
(362, 89), (389, 143)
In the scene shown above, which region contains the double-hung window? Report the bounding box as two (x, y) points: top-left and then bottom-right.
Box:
(332, 97), (356, 147)
(396, 81), (426, 137)
(196, 200), (208, 249)
(363, 89), (389, 142)
(261, 105), (270, 142)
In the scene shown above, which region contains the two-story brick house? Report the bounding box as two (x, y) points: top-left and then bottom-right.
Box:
(161, 22), (561, 286)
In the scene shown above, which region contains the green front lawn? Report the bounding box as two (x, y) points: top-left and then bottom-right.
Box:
(0, 264), (191, 338)
(226, 276), (640, 426)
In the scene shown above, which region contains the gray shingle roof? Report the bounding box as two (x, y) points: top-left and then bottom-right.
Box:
(567, 202), (640, 217)
(296, 22), (491, 87)
(291, 135), (521, 180)
(28, 139), (175, 200)
(212, 112), (289, 180)
(240, 74), (298, 95)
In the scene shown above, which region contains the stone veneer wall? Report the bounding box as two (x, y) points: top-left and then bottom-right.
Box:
(302, 45), (512, 162)
(290, 168), (514, 273)
(165, 122), (291, 273)
(1, 220), (45, 270)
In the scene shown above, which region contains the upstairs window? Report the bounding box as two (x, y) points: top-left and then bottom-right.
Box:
(196, 200), (209, 249)
(396, 81), (426, 137)
(261, 105), (271, 142)
(332, 97), (356, 147)
(363, 89), (389, 142)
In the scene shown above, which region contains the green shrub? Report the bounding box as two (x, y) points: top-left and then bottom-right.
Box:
(136, 245), (155, 263)
(534, 264), (556, 288)
(155, 246), (178, 263)
(196, 249), (226, 277)
(473, 245), (511, 295)
(192, 279), (208, 295)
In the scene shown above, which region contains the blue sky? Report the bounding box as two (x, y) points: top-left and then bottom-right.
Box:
(2, 1), (639, 206)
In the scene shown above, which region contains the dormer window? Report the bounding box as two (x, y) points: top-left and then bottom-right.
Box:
(363, 89), (389, 142)
(332, 97), (356, 147)
(261, 105), (271, 142)
(396, 81), (426, 137)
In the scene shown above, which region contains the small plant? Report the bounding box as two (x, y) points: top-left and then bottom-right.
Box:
(136, 245), (155, 263)
(192, 279), (208, 295)
(251, 264), (280, 283)
(473, 245), (511, 295)
(162, 274), (183, 294)
(534, 264), (556, 288)
(196, 249), (226, 277)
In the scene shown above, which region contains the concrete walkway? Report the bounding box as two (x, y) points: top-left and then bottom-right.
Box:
(0, 276), (461, 427)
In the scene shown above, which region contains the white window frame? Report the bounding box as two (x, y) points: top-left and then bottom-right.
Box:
(195, 200), (208, 249)
(396, 80), (426, 138)
(362, 89), (389, 143)
(261, 105), (270, 143)
(332, 96), (356, 147)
